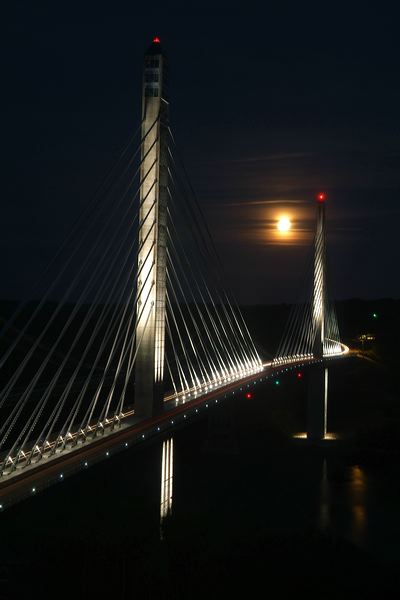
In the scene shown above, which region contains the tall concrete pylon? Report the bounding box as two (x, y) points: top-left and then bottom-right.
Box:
(312, 194), (326, 360)
(135, 37), (169, 417)
(307, 193), (328, 440)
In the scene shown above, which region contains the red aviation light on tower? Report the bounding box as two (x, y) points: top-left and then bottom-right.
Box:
(153, 36), (161, 44)
(317, 192), (326, 203)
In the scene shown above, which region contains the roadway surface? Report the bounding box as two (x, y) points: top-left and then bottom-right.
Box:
(0, 346), (349, 510)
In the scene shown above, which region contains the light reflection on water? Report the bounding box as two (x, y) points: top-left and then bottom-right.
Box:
(317, 460), (368, 548)
(158, 434), (372, 553)
(160, 436), (173, 535)
(349, 465), (367, 545)
(130, 413), (399, 563)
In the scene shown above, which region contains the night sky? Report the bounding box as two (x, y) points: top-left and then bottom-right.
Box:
(2, 2), (400, 304)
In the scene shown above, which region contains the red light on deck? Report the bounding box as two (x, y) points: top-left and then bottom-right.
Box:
(297, 372), (303, 379)
(245, 392), (252, 399)
(153, 36), (161, 44)
(317, 192), (326, 202)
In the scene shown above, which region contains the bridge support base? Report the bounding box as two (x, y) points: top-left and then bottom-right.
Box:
(307, 364), (328, 441)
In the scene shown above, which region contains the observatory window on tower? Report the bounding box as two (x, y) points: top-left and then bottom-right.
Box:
(145, 72), (159, 83)
(145, 58), (159, 68)
(145, 87), (159, 97)
(161, 65), (169, 100)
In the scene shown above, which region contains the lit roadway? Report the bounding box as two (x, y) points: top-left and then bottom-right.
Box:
(0, 344), (349, 510)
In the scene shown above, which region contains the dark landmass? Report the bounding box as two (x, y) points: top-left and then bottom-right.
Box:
(2, 296), (399, 361)
(240, 297), (400, 363)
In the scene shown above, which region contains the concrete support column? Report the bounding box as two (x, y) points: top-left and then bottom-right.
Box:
(135, 38), (169, 418)
(308, 195), (327, 440)
(307, 364), (328, 441)
(312, 196), (326, 359)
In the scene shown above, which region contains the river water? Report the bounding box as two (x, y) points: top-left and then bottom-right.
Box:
(0, 366), (399, 597)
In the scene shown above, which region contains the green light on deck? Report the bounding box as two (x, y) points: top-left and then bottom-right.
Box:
(372, 313), (378, 319)
(275, 380), (280, 386)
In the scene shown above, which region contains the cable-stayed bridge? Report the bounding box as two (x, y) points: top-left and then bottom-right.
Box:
(0, 38), (348, 509)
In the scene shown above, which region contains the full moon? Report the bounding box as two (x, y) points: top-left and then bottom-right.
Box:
(277, 217), (291, 232)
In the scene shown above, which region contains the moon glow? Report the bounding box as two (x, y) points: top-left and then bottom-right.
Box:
(277, 217), (292, 232)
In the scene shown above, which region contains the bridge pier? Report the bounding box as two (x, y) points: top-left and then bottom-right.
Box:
(307, 364), (328, 441)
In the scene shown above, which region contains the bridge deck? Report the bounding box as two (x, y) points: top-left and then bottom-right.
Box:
(0, 351), (349, 510)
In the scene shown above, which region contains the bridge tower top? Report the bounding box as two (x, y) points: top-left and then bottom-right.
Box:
(142, 37), (168, 107)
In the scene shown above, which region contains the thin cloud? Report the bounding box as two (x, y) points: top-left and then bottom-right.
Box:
(217, 199), (308, 207)
(222, 152), (315, 164)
